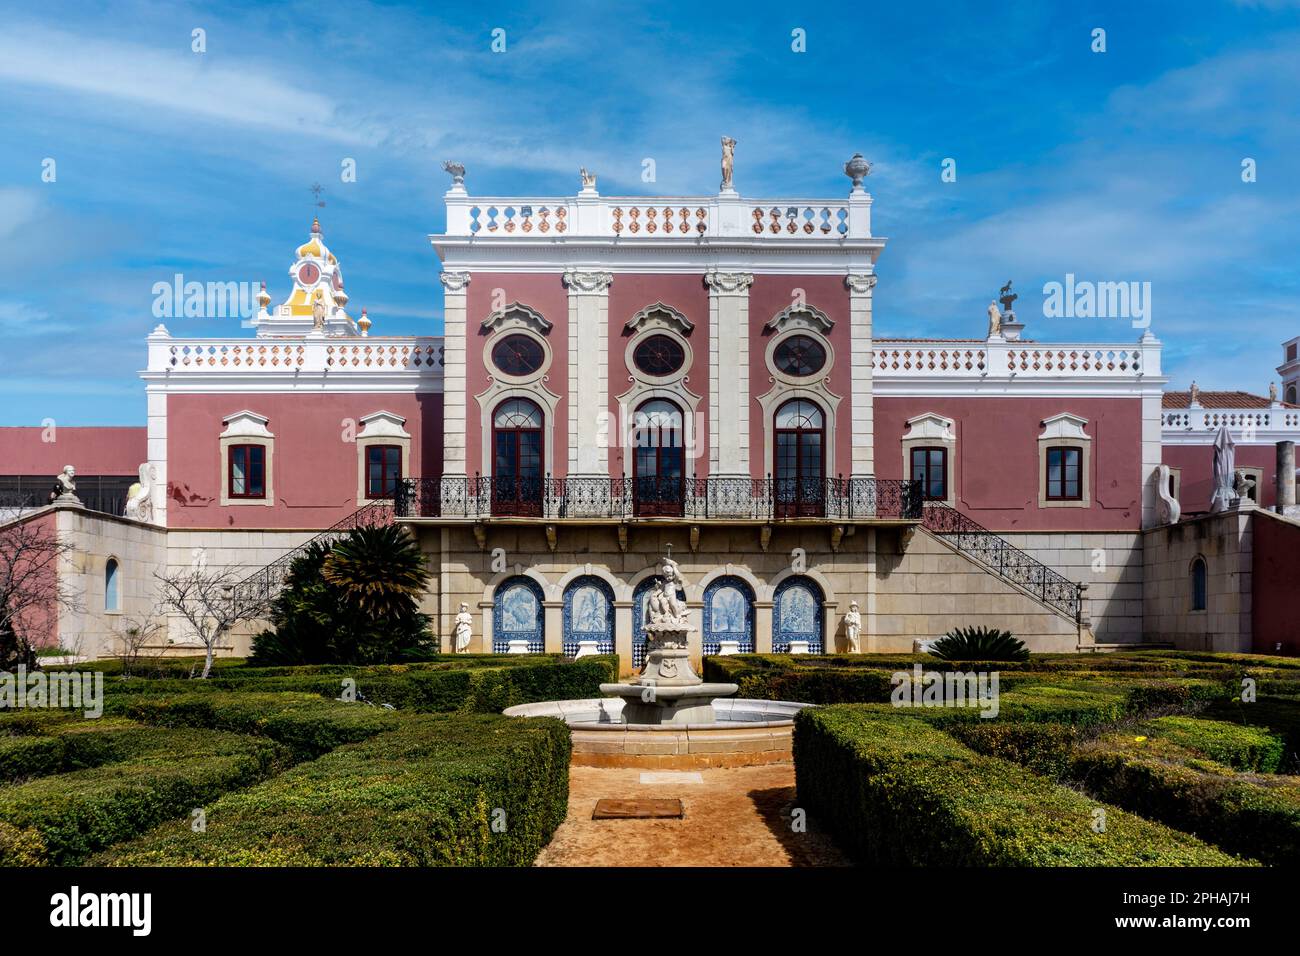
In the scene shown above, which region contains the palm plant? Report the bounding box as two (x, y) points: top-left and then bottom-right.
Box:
(929, 625), (1029, 662)
(321, 525), (429, 617)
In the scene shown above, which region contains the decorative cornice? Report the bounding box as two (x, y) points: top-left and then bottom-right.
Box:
(562, 271), (614, 293)
(703, 270), (754, 294)
(480, 301), (553, 335)
(625, 301), (694, 335)
(845, 274), (877, 294)
(440, 271), (471, 292)
(764, 303), (834, 334)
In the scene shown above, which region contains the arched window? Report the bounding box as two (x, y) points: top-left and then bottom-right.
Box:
(632, 399), (685, 516)
(774, 399), (825, 517)
(493, 576), (544, 653)
(1191, 557), (1208, 612)
(1287, 384), (1297, 406)
(105, 558), (120, 612)
(774, 577), (824, 654)
(703, 576), (755, 655)
(562, 576), (614, 657)
(492, 398), (544, 515)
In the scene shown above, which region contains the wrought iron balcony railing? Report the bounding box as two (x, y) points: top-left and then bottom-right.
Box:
(394, 475), (923, 522)
(921, 503), (1084, 624)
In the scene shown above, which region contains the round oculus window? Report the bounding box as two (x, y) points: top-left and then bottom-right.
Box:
(633, 335), (686, 377)
(491, 334), (545, 377)
(773, 334), (827, 377)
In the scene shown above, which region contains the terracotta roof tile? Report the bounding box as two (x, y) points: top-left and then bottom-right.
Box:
(1163, 390), (1298, 409)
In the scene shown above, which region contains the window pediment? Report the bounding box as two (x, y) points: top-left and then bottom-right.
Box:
(358, 410), (410, 440)
(902, 413), (955, 443)
(765, 303), (834, 334)
(1039, 412), (1090, 442)
(220, 410), (273, 439)
(480, 302), (552, 335)
(625, 302), (693, 336)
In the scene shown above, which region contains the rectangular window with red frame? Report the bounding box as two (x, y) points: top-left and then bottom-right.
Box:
(367, 445), (402, 498)
(1046, 446), (1082, 501)
(909, 446), (948, 501)
(228, 444), (265, 499)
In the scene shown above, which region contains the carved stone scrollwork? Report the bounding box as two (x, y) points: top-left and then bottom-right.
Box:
(440, 271), (471, 292)
(473, 524), (487, 550)
(562, 271), (614, 294)
(689, 525), (700, 553)
(759, 525), (773, 552)
(845, 274), (877, 295)
(545, 524), (558, 552)
(617, 525), (628, 552)
(704, 270), (754, 294)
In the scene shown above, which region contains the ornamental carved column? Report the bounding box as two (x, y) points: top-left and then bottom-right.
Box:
(846, 273), (877, 477)
(705, 270), (754, 477)
(439, 271), (471, 480)
(562, 271), (614, 476)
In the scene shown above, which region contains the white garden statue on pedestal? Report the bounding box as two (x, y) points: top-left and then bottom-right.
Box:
(453, 602), (473, 653)
(844, 601), (862, 653)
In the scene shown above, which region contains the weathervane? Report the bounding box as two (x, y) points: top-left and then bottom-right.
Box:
(310, 182), (326, 210)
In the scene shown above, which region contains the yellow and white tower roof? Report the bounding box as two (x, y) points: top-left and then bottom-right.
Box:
(252, 219), (363, 338)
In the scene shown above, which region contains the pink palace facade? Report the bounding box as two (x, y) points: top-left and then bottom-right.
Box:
(3, 154), (1297, 669)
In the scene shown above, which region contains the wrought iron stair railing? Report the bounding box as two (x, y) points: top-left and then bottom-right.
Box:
(228, 498), (396, 610)
(921, 503), (1084, 624)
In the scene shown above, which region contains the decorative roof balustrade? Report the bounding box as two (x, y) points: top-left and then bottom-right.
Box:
(442, 190), (873, 241)
(144, 327), (444, 376)
(1161, 406), (1300, 441)
(872, 338), (1162, 381)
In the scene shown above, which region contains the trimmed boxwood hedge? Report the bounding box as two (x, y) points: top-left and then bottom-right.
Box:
(0, 728), (289, 865)
(1069, 739), (1300, 866)
(1145, 716), (1285, 773)
(121, 693), (401, 759)
(1205, 697), (1300, 773)
(0, 718), (215, 784)
(96, 713), (571, 866)
(98, 656), (619, 716)
(793, 705), (1248, 866)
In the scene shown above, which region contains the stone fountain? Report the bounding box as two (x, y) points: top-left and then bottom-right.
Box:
(598, 551), (738, 724)
(504, 550), (810, 768)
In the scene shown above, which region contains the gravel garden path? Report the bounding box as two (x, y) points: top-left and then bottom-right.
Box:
(534, 764), (850, 867)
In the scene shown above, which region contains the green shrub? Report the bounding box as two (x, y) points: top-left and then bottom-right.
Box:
(0, 719), (189, 783)
(942, 721), (1078, 777)
(97, 714), (570, 866)
(1146, 716), (1285, 773)
(1199, 698), (1300, 773)
(1069, 741), (1300, 866)
(0, 728), (288, 865)
(121, 693), (400, 759)
(249, 526), (433, 666)
(0, 821), (45, 866)
(930, 626), (1029, 662)
(793, 705), (1246, 866)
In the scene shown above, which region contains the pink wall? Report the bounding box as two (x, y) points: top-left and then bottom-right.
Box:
(875, 397), (1144, 531)
(166, 392), (442, 528)
(1163, 444), (1279, 513)
(465, 273), (569, 477)
(607, 274), (711, 476)
(748, 275), (853, 480)
(1252, 512), (1300, 656)
(7, 511), (60, 648)
(0, 427), (147, 475)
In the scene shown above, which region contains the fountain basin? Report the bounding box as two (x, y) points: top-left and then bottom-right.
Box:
(503, 697), (814, 769)
(598, 681), (740, 725)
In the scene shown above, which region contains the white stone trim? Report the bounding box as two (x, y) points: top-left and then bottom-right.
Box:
(764, 302), (834, 334)
(625, 301), (693, 335)
(482, 325), (553, 387)
(755, 387), (841, 482)
(846, 274), (876, 476)
(218, 411), (274, 508)
(441, 272), (470, 476)
(705, 271), (753, 475)
(900, 412), (957, 508)
(474, 384), (561, 480)
(480, 300), (552, 335)
(623, 322), (694, 389)
(763, 326), (835, 388)
(563, 272), (613, 475)
(355, 411), (412, 506)
(1037, 413), (1092, 509)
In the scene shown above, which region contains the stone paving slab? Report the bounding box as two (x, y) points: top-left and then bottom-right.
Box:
(535, 764), (850, 867)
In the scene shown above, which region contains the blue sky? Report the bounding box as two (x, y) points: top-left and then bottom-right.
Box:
(1, 0), (1298, 424)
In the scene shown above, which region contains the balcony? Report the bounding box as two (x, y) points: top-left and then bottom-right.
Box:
(394, 476), (923, 523)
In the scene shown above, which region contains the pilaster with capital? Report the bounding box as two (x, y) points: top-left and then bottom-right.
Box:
(705, 270), (754, 476)
(846, 273), (877, 476)
(440, 271), (471, 476)
(563, 271), (614, 475)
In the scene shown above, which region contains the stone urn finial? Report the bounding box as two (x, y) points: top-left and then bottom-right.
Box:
(844, 152), (872, 188)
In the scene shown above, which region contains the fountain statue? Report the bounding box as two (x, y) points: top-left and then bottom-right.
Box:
(598, 550), (739, 724)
